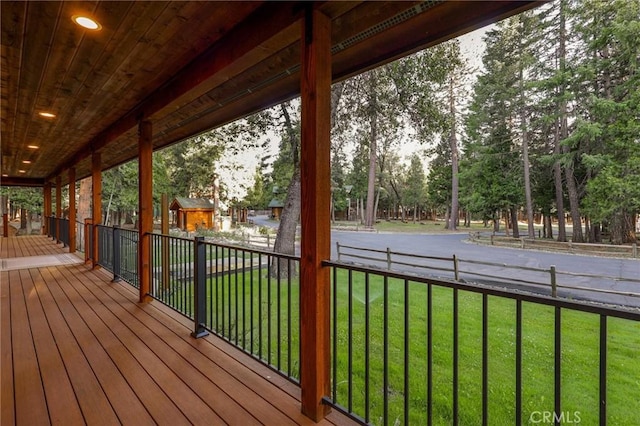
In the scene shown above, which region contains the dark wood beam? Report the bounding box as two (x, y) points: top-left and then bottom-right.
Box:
(0, 177), (45, 187)
(299, 7), (332, 422)
(138, 120), (153, 303)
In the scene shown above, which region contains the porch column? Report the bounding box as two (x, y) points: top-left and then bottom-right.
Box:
(92, 152), (102, 268)
(299, 8), (331, 421)
(138, 120), (153, 303)
(56, 175), (62, 243)
(68, 168), (76, 252)
(43, 182), (52, 235)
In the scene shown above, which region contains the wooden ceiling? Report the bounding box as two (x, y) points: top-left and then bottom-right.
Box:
(1, 1), (539, 187)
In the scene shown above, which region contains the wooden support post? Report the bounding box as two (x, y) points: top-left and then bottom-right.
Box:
(56, 175), (62, 244)
(138, 120), (153, 303)
(299, 7), (331, 422)
(43, 183), (52, 235)
(68, 168), (76, 252)
(2, 214), (8, 238)
(92, 152), (102, 268)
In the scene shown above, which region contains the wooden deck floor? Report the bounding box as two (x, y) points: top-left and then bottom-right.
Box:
(1, 235), (353, 426)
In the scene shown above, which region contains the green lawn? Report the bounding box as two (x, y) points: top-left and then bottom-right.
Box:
(156, 264), (640, 425)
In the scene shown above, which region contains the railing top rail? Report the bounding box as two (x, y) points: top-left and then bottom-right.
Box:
(323, 259), (640, 321)
(202, 239), (299, 260)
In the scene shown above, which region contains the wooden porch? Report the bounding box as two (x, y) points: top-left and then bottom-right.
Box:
(1, 235), (353, 425)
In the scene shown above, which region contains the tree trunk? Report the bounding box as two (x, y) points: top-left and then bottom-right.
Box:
(504, 210), (510, 237)
(564, 163), (583, 242)
(444, 206), (450, 230)
(20, 208), (27, 229)
(520, 77), (535, 238)
(510, 207), (520, 239)
(364, 72), (378, 228)
(78, 177), (92, 222)
(610, 210), (636, 244)
(413, 203), (418, 223)
(554, 0), (568, 243)
(449, 75), (459, 231)
(272, 168), (301, 277)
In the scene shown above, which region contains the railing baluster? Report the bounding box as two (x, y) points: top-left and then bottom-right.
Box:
(287, 258), (292, 377)
(404, 278), (409, 426)
(277, 255), (281, 371)
(235, 248), (239, 345)
(364, 272), (370, 424)
(516, 299), (522, 425)
(258, 253), (263, 360)
(482, 293), (488, 426)
(332, 265), (338, 402)
(453, 287), (459, 426)
(348, 268), (353, 413)
(383, 275), (389, 426)
(555, 307), (562, 426)
(427, 282), (433, 426)
(600, 315), (607, 426)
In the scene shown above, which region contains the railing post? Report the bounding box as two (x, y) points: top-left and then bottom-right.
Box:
(192, 236), (209, 338)
(550, 265), (557, 298)
(112, 226), (121, 282)
(520, 238), (525, 249)
(336, 242), (341, 262)
(386, 247), (392, 270)
(633, 243), (637, 258)
(490, 234), (494, 245)
(453, 255), (460, 281)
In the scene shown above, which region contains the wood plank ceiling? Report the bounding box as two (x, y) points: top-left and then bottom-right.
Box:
(1, 1), (539, 187)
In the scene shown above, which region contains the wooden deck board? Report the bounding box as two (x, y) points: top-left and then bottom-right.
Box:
(1, 236), (356, 426)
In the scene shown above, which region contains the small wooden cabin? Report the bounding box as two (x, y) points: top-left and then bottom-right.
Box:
(170, 197), (215, 231)
(268, 199), (284, 220)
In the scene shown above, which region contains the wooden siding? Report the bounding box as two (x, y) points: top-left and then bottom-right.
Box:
(1, 236), (354, 426)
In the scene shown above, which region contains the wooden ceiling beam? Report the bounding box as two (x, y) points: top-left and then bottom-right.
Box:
(0, 177), (45, 187)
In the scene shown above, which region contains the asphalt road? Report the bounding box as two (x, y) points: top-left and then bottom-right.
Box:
(252, 216), (640, 308)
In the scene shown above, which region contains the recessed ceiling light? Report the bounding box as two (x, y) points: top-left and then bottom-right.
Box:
(72, 15), (102, 30)
(18, 170), (26, 173)
(27, 145), (39, 149)
(39, 112), (56, 118)
(1, 174), (8, 177)
(22, 160), (32, 164)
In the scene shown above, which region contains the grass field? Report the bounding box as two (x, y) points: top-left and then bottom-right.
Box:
(148, 262), (640, 425)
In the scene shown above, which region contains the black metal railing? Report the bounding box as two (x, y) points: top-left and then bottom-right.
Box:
(48, 216), (57, 240)
(323, 260), (640, 426)
(97, 225), (114, 271)
(90, 225), (640, 425)
(96, 225), (139, 288)
(59, 218), (70, 247)
(148, 233), (301, 382)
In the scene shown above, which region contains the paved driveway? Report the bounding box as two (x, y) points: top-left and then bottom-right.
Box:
(252, 215), (640, 308)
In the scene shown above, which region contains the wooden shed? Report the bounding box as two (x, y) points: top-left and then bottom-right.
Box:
(170, 197), (215, 231)
(268, 199), (284, 220)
